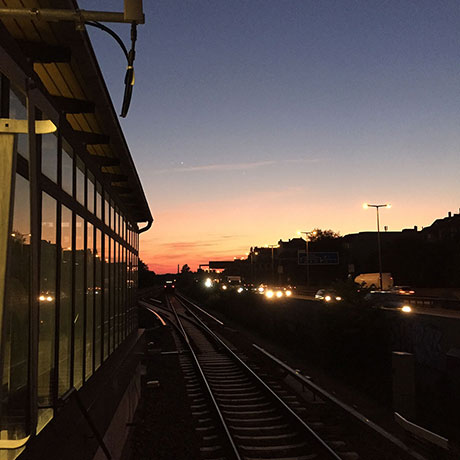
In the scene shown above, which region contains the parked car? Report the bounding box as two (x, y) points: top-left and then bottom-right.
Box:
(315, 289), (342, 302)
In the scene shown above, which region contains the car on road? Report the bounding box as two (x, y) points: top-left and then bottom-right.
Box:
(315, 289), (342, 303)
(364, 291), (412, 313)
(260, 285), (293, 299)
(391, 286), (415, 295)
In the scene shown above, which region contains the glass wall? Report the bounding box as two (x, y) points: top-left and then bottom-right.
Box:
(38, 193), (57, 432)
(1, 175), (30, 439)
(0, 72), (142, 445)
(74, 216), (84, 389)
(59, 206), (72, 396)
(41, 132), (58, 183)
(86, 222), (94, 380)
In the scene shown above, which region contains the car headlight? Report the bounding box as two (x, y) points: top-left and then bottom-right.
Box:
(401, 305), (412, 313)
(285, 290), (292, 297)
(276, 290), (283, 298)
(258, 287), (264, 293)
(265, 290), (274, 299)
(336, 296), (342, 301)
(237, 287), (243, 293)
(324, 295), (332, 302)
(222, 285), (227, 290)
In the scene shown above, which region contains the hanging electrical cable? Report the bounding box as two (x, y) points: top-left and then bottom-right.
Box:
(85, 20), (138, 118)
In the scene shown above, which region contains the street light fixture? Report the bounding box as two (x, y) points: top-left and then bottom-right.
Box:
(266, 245), (279, 284)
(363, 203), (391, 290)
(297, 230), (317, 286)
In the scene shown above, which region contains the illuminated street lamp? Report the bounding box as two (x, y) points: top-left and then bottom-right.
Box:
(363, 203), (391, 290)
(297, 230), (317, 286)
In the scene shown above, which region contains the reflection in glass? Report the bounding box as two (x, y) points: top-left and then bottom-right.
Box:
(38, 193), (57, 432)
(104, 234), (110, 359)
(87, 172), (95, 214)
(10, 86), (28, 160)
(96, 184), (102, 220)
(41, 133), (58, 183)
(110, 240), (115, 352)
(104, 196), (109, 227)
(86, 223), (94, 380)
(1, 174), (30, 439)
(59, 206), (72, 396)
(74, 216), (84, 389)
(62, 141), (73, 196)
(121, 246), (127, 341)
(94, 229), (102, 370)
(76, 157), (85, 206)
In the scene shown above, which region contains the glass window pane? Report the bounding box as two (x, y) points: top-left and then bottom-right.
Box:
(94, 229), (102, 370)
(76, 156), (85, 206)
(74, 216), (84, 389)
(110, 239), (115, 352)
(38, 193), (57, 432)
(59, 206), (72, 396)
(10, 86), (28, 160)
(87, 172), (95, 214)
(103, 234), (110, 359)
(104, 195), (109, 227)
(62, 141), (73, 196)
(1, 174), (30, 439)
(96, 183), (102, 220)
(86, 223), (94, 380)
(41, 133), (58, 183)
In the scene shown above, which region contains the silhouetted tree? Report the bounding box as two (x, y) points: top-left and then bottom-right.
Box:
(139, 259), (155, 288)
(310, 229), (340, 242)
(181, 264), (191, 274)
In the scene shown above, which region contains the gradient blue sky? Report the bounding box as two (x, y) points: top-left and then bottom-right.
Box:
(81, 1), (460, 273)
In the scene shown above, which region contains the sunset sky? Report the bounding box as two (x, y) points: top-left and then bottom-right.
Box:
(82, 1), (460, 273)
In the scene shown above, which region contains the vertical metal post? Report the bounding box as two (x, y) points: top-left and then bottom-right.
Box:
(376, 207), (383, 291)
(28, 94), (40, 436)
(305, 238), (310, 287)
(271, 246), (274, 284)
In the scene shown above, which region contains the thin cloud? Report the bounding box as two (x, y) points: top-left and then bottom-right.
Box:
(152, 160), (275, 174)
(151, 157), (322, 175)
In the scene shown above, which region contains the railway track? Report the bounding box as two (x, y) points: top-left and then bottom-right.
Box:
(140, 293), (433, 460)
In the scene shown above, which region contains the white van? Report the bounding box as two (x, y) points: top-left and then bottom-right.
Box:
(354, 273), (393, 290)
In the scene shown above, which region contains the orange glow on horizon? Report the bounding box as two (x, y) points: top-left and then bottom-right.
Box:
(140, 191), (450, 274)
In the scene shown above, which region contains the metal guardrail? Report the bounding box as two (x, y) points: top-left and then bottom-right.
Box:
(394, 412), (449, 451)
(253, 344), (428, 460)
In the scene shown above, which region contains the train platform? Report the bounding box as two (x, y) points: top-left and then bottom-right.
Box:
(123, 313), (200, 460)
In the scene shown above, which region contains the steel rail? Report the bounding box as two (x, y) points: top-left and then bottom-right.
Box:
(253, 344), (428, 460)
(176, 295), (343, 460)
(175, 292), (224, 325)
(164, 295), (243, 460)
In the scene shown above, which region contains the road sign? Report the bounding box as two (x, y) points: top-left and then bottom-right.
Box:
(298, 251), (339, 265)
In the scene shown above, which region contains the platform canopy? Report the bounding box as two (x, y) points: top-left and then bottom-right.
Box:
(0, 0), (152, 225)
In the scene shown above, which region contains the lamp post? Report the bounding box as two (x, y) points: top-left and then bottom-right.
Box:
(363, 203), (391, 290)
(266, 245), (279, 284)
(297, 230), (317, 286)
